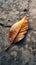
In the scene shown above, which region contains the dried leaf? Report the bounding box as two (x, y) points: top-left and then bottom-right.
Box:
(9, 16), (28, 43)
(4, 16), (28, 51)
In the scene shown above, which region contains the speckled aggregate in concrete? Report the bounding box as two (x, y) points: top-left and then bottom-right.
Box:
(0, 0), (36, 65)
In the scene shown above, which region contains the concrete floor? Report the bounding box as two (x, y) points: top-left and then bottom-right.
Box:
(0, 0), (36, 65)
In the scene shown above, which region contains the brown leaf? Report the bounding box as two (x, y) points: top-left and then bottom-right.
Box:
(9, 16), (28, 43)
(4, 16), (28, 51)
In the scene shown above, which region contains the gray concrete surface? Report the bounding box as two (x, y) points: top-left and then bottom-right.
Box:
(0, 0), (36, 65)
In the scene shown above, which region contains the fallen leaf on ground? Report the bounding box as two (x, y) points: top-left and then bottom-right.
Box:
(4, 16), (28, 51)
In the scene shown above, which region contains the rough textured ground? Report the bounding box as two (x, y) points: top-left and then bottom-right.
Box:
(0, 0), (36, 65)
